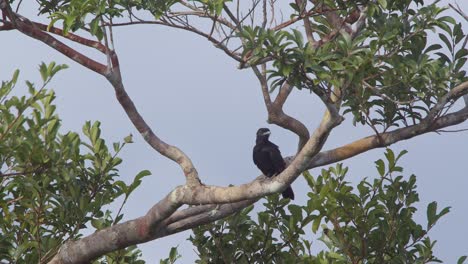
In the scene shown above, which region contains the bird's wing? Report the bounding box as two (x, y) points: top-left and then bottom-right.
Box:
(253, 145), (261, 167)
(266, 143), (286, 173)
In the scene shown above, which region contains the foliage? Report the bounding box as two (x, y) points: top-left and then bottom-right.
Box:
(24, 0), (467, 133)
(0, 63), (148, 263)
(241, 1), (467, 130)
(180, 149), (464, 263)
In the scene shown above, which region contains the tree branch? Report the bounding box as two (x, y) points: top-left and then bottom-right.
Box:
(29, 21), (108, 54)
(272, 6), (343, 31)
(160, 199), (256, 236)
(252, 65), (310, 150)
(49, 194), (182, 264)
(295, 0), (316, 45)
(308, 81), (468, 168)
(106, 62), (201, 185)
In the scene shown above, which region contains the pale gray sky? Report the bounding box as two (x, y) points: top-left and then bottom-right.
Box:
(1, 1), (467, 262)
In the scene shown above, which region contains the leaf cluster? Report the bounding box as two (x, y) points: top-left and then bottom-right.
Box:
(0, 63), (148, 263)
(239, 1), (467, 131)
(25, 0), (468, 132)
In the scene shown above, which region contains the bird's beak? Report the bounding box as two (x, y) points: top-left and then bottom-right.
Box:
(262, 131), (271, 136)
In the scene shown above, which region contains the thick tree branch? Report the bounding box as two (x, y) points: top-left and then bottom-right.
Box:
(49, 198), (255, 264)
(160, 199), (256, 236)
(49, 194), (182, 264)
(273, 81), (293, 108)
(308, 81), (468, 168)
(309, 107), (468, 168)
(48, 97), (467, 263)
(252, 66), (272, 106)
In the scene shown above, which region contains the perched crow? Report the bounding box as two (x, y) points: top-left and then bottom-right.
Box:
(253, 128), (295, 200)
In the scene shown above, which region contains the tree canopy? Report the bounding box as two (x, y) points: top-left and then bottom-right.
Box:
(0, 0), (467, 263)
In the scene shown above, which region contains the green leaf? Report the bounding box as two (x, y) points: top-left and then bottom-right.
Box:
(438, 33), (452, 53)
(455, 48), (468, 61)
(14, 241), (37, 260)
(437, 206), (451, 221)
(91, 218), (104, 230)
(113, 142), (121, 152)
(328, 251), (346, 260)
(91, 121), (101, 143)
(437, 16), (456, 25)
(169, 246), (180, 262)
(424, 44), (442, 53)
(385, 148), (395, 167)
(458, 256), (467, 264)
(312, 215), (322, 233)
(127, 170), (152, 196)
(39, 62), (48, 82)
(124, 134), (133, 143)
(377, 0), (387, 9)
(134, 169), (151, 182)
(11, 69), (20, 84)
(375, 159), (385, 176)
(396, 149), (408, 161)
(302, 171), (315, 188)
(427, 201), (437, 228)
(288, 204), (303, 221)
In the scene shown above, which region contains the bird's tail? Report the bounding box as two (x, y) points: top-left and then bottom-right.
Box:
(282, 186), (295, 200)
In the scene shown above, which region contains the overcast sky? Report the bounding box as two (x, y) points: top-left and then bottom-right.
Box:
(1, 1), (467, 262)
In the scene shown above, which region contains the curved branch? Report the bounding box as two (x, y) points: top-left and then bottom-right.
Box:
(251, 67), (310, 150)
(106, 62), (201, 185)
(308, 107), (468, 169)
(268, 108), (311, 150)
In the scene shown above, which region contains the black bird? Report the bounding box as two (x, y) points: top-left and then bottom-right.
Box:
(253, 128), (295, 200)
